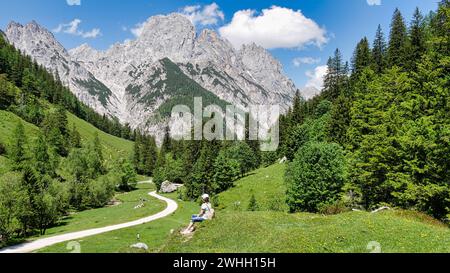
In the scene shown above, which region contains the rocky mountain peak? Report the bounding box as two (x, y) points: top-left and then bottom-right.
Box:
(240, 43), (283, 73)
(6, 21), (23, 32)
(69, 43), (101, 62)
(6, 20), (68, 58)
(194, 28), (238, 67)
(133, 13), (195, 63)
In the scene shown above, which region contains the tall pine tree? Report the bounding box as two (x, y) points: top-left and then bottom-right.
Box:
(372, 25), (388, 73)
(388, 9), (408, 67)
(352, 37), (372, 75)
(408, 7), (427, 70)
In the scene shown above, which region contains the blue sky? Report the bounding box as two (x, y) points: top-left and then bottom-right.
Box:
(0, 0), (439, 90)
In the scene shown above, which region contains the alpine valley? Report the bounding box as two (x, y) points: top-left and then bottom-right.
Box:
(4, 13), (301, 142)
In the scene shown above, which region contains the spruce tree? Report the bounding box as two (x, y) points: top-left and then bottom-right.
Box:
(408, 7), (427, 69)
(323, 49), (348, 100)
(247, 194), (260, 211)
(388, 8), (408, 67)
(142, 136), (157, 175)
(133, 130), (143, 173)
(32, 132), (50, 175)
(10, 121), (27, 169)
(351, 37), (372, 75)
(92, 133), (103, 163)
(291, 90), (304, 124)
(372, 25), (387, 73)
(69, 124), (82, 149)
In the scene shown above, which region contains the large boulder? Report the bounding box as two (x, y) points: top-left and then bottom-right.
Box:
(160, 181), (180, 193)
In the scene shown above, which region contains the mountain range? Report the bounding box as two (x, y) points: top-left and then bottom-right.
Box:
(4, 13), (306, 141)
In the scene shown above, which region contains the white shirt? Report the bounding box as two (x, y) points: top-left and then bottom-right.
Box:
(201, 202), (213, 219)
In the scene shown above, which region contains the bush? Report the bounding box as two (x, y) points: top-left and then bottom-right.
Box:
(282, 114), (330, 161)
(115, 158), (137, 192)
(318, 200), (350, 215)
(213, 152), (240, 192)
(82, 175), (116, 208)
(285, 142), (346, 213)
(268, 197), (286, 212)
(260, 151), (278, 167)
(247, 194), (260, 211)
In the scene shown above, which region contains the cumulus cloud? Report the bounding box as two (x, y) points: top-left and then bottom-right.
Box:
(293, 57), (321, 67)
(367, 0), (381, 6)
(66, 0), (81, 6)
(219, 6), (327, 50)
(130, 22), (145, 37)
(53, 19), (101, 38)
(181, 2), (225, 26)
(303, 65), (328, 98)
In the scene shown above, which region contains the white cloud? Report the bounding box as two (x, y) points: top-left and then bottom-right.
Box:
(367, 0), (381, 6)
(81, 28), (101, 38)
(130, 22), (145, 37)
(219, 6), (327, 50)
(304, 65), (328, 98)
(66, 0), (81, 6)
(53, 19), (101, 39)
(181, 2), (225, 26)
(293, 57), (321, 67)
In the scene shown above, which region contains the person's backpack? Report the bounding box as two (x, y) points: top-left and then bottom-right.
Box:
(206, 204), (215, 220)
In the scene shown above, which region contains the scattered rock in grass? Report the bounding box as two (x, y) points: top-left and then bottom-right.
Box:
(371, 206), (391, 213)
(134, 203), (145, 209)
(107, 199), (122, 207)
(130, 242), (149, 251)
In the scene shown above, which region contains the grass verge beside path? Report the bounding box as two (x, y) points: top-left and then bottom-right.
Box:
(38, 193), (198, 253)
(33, 183), (165, 239)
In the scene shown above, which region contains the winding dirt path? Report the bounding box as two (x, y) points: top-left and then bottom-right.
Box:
(0, 191), (178, 253)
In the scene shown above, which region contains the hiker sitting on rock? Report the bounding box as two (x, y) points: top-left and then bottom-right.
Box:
(182, 194), (214, 234)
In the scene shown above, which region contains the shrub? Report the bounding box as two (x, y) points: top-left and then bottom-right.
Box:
(83, 175), (116, 208)
(213, 152), (240, 192)
(260, 151), (278, 167)
(285, 142), (346, 213)
(116, 158), (137, 192)
(268, 197), (286, 212)
(318, 200), (350, 215)
(247, 194), (260, 211)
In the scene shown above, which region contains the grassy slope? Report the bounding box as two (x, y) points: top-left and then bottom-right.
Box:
(216, 164), (288, 212)
(39, 163), (450, 253)
(163, 210), (450, 253)
(162, 164), (450, 253)
(0, 110), (133, 173)
(66, 112), (133, 161)
(0, 110), (40, 147)
(33, 183), (165, 239)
